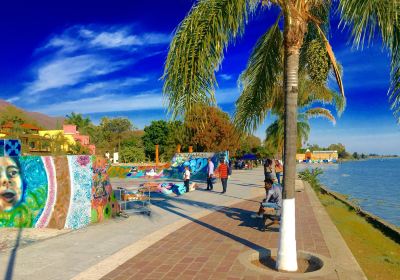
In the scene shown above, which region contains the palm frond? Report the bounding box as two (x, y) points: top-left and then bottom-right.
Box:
(304, 107), (336, 125)
(339, 0), (400, 122)
(299, 77), (346, 115)
(389, 24), (400, 122)
(234, 17), (283, 133)
(265, 118), (284, 155)
(163, 0), (260, 118)
(297, 118), (311, 147)
(338, 0), (399, 48)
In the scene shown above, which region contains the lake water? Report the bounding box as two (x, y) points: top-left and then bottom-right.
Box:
(298, 158), (400, 227)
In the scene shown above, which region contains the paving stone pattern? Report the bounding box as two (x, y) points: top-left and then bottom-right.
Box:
(102, 191), (338, 280)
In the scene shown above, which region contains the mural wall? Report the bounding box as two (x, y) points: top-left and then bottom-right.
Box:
(107, 152), (228, 181)
(0, 155), (117, 229)
(164, 152), (228, 180)
(0, 139), (21, 156)
(107, 163), (170, 179)
(91, 157), (119, 223)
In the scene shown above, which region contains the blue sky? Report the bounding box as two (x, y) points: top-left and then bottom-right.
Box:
(0, 0), (399, 154)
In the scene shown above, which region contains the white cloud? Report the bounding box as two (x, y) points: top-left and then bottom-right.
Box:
(33, 92), (164, 115)
(20, 24), (169, 99)
(6, 96), (20, 103)
(215, 87), (240, 104)
(90, 31), (142, 48)
(219, 74), (233, 81)
(24, 55), (130, 94)
(81, 77), (149, 93)
(42, 25), (170, 53)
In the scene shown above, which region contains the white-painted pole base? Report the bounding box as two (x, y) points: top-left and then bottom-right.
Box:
(276, 198), (298, 271)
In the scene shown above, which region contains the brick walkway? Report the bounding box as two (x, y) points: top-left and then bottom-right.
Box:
(101, 190), (338, 280)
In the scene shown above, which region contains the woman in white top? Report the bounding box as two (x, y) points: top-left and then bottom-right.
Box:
(183, 166), (190, 193)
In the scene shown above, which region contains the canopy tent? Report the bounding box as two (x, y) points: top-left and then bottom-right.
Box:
(240, 153), (257, 160)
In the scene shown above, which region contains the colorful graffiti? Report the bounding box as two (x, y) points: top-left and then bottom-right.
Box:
(107, 152), (228, 181)
(0, 139), (21, 156)
(0, 155), (119, 229)
(140, 182), (198, 196)
(91, 157), (119, 223)
(164, 152), (228, 180)
(107, 163), (170, 179)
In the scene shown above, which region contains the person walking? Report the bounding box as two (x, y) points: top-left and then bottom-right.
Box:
(183, 166), (190, 193)
(217, 159), (229, 193)
(206, 157), (214, 190)
(274, 159), (283, 185)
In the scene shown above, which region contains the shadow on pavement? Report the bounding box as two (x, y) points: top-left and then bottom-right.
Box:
(154, 199), (268, 253)
(151, 193), (277, 234)
(4, 227), (23, 280)
(196, 188), (261, 203)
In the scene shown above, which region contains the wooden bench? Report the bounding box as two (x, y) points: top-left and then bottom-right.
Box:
(258, 208), (281, 231)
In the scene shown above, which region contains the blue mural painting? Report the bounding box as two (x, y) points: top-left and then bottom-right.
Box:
(164, 152), (228, 180)
(0, 139), (21, 157)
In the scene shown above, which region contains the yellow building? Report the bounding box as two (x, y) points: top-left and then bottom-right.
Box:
(38, 130), (76, 151)
(312, 151), (338, 161)
(296, 150), (338, 162)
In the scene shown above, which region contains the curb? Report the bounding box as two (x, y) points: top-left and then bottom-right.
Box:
(320, 185), (400, 243)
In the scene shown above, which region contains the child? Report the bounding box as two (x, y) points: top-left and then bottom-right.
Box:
(183, 166), (190, 193)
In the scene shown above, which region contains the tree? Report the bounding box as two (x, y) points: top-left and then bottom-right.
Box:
(120, 146), (146, 163)
(328, 143), (350, 158)
(99, 117), (133, 153)
(352, 152), (359, 159)
(162, 0), (399, 271)
(142, 120), (171, 161)
(185, 106), (241, 154)
(263, 72), (344, 157)
(119, 130), (147, 163)
(65, 112), (92, 133)
(47, 132), (71, 155)
(237, 134), (262, 156)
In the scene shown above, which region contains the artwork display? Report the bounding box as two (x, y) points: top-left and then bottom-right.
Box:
(107, 152), (228, 181)
(107, 164), (170, 179)
(91, 157), (119, 223)
(164, 152), (228, 180)
(0, 139), (22, 157)
(0, 155), (119, 229)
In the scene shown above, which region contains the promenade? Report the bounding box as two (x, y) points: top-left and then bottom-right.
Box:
(0, 168), (366, 280)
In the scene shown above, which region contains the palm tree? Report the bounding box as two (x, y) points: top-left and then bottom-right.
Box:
(65, 112), (93, 134)
(163, 0), (399, 271)
(265, 108), (336, 156)
(245, 67), (345, 157)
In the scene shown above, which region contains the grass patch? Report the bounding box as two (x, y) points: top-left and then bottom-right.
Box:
(299, 170), (400, 280)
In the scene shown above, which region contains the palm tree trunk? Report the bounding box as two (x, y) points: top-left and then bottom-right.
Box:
(277, 13), (306, 272)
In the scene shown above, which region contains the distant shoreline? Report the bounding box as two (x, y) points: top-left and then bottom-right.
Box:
(338, 156), (399, 163)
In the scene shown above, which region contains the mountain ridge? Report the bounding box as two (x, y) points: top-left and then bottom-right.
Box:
(0, 99), (64, 129)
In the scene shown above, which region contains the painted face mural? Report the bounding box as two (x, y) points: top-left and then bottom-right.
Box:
(0, 156), (48, 228)
(0, 157), (23, 211)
